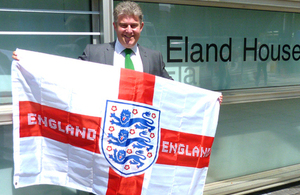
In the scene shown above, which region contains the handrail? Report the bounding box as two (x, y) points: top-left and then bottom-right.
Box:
(0, 105), (12, 125)
(221, 85), (300, 105)
(204, 163), (300, 195)
(0, 31), (101, 35)
(0, 8), (99, 15)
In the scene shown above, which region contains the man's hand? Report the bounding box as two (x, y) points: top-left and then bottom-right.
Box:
(218, 95), (223, 105)
(12, 51), (19, 61)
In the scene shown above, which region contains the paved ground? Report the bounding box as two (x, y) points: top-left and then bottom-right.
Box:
(246, 182), (300, 195)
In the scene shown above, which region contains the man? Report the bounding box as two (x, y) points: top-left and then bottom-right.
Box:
(78, 1), (172, 80)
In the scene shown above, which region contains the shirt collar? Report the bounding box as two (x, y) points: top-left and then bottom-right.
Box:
(115, 39), (138, 54)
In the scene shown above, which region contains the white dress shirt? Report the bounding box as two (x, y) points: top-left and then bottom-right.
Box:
(113, 39), (143, 72)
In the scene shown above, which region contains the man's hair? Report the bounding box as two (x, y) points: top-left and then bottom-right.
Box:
(113, 1), (143, 24)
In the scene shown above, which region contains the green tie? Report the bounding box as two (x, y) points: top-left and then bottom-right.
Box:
(124, 48), (134, 70)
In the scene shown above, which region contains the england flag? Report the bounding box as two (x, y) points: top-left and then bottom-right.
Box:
(12, 49), (221, 195)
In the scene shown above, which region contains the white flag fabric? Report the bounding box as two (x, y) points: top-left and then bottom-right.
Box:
(12, 49), (221, 195)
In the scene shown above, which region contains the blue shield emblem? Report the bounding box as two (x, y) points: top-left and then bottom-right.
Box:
(102, 100), (160, 176)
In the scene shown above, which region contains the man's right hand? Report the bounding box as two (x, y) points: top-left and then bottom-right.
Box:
(12, 51), (19, 61)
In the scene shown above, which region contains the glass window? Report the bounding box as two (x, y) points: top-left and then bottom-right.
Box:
(114, 1), (300, 91)
(0, 0), (97, 105)
(0, 0), (90, 10)
(207, 98), (300, 182)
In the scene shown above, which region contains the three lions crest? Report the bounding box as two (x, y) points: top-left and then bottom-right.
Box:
(102, 100), (160, 176)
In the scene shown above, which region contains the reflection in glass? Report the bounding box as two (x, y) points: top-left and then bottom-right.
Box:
(0, 11), (92, 105)
(129, 1), (300, 90)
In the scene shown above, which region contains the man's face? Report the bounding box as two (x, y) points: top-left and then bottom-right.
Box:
(113, 14), (144, 48)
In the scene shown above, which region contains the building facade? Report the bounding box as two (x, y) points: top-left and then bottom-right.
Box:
(1, 0), (300, 194)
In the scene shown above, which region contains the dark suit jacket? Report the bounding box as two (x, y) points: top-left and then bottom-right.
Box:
(78, 42), (172, 79)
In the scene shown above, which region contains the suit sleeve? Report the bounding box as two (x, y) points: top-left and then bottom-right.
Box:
(158, 52), (173, 80)
(78, 44), (91, 61)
